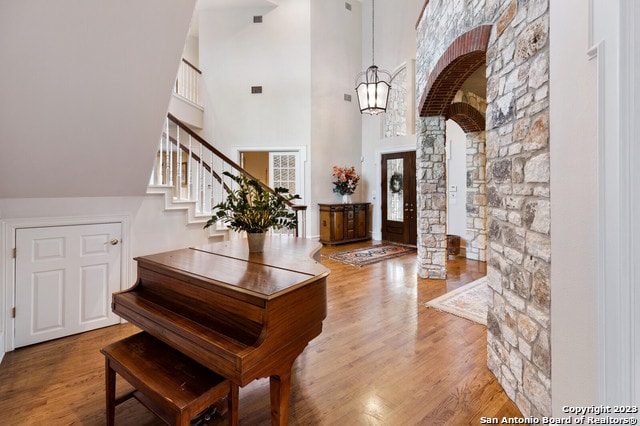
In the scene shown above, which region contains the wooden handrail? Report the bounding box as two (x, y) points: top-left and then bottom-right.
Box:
(166, 113), (305, 212)
(164, 115), (307, 236)
(181, 58), (202, 75)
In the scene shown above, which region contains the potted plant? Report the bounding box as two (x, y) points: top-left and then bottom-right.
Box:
(204, 171), (300, 252)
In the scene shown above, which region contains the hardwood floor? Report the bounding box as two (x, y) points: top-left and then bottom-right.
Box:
(0, 240), (521, 425)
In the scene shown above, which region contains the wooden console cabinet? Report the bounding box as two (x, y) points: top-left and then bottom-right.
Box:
(319, 203), (371, 245)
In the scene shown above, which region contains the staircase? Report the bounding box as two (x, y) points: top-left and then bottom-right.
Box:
(147, 113), (307, 240)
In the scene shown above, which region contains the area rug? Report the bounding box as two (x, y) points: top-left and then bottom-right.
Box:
(321, 243), (416, 266)
(424, 277), (488, 325)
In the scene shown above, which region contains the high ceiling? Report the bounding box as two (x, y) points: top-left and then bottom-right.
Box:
(190, 0), (279, 37)
(197, 0), (278, 10)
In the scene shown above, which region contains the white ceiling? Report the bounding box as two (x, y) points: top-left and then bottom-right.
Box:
(196, 0), (278, 10)
(190, 0), (279, 37)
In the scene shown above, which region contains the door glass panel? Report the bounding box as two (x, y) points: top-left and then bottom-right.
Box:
(387, 158), (404, 221)
(269, 152), (299, 236)
(270, 153), (297, 195)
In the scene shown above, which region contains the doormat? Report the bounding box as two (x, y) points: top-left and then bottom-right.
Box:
(424, 277), (488, 325)
(321, 243), (416, 267)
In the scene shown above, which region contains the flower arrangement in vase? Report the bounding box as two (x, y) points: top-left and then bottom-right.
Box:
(331, 166), (360, 203)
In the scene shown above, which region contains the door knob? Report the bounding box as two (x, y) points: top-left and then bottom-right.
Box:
(109, 238), (119, 246)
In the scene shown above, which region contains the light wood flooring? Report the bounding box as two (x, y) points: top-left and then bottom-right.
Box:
(0, 240), (521, 425)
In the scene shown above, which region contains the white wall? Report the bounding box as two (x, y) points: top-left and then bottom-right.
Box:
(445, 120), (467, 245)
(199, 1), (311, 154)
(198, 0), (313, 232)
(0, 0), (197, 198)
(197, 0), (363, 237)
(632, 0), (640, 406)
(552, 0), (639, 411)
(590, 0), (638, 409)
(549, 0), (600, 410)
(183, 34), (200, 68)
(360, 0), (425, 239)
(310, 0), (363, 228)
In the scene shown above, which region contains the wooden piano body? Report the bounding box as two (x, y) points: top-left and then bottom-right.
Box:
(112, 237), (329, 425)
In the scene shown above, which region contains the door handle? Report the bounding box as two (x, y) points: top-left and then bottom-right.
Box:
(109, 238), (119, 246)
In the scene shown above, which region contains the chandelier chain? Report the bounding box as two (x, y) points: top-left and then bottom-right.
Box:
(371, 0), (375, 65)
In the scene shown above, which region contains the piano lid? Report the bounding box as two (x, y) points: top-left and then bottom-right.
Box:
(134, 237), (329, 299)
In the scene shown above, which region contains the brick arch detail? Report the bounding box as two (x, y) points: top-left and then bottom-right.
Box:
(419, 25), (491, 117)
(446, 102), (485, 133)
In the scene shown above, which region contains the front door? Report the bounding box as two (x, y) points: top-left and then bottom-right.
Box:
(15, 223), (122, 347)
(381, 151), (417, 245)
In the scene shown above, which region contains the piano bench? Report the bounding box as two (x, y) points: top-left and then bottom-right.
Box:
(100, 332), (238, 426)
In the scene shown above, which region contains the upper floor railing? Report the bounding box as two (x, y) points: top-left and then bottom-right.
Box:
(150, 113), (307, 237)
(174, 59), (201, 107)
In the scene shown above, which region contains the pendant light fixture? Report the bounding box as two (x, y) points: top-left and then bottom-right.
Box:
(355, 0), (391, 115)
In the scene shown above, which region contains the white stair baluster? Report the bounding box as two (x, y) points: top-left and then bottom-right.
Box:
(187, 135), (193, 203)
(163, 119), (170, 186)
(199, 143), (204, 214)
(175, 126), (182, 200)
(210, 151), (215, 215)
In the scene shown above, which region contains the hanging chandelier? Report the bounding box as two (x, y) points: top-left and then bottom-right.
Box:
(355, 0), (391, 115)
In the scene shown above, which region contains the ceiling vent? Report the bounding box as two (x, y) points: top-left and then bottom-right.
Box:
(253, 16), (263, 23)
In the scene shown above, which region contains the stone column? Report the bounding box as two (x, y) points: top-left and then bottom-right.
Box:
(416, 116), (447, 279)
(465, 131), (487, 261)
(485, 4), (552, 417)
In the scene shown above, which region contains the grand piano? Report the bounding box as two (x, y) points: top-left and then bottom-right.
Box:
(111, 237), (329, 425)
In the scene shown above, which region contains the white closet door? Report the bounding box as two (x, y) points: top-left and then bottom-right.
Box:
(14, 223), (122, 347)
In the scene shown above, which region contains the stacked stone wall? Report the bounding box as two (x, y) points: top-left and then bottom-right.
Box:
(416, 0), (551, 417)
(384, 65), (409, 138)
(416, 116), (447, 279)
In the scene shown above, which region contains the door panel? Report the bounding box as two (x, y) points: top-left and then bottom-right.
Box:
(32, 269), (65, 334)
(355, 205), (367, 238)
(15, 223), (122, 347)
(382, 151), (417, 245)
(81, 264), (110, 322)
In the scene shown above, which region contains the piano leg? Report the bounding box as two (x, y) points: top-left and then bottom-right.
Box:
(229, 383), (239, 426)
(269, 372), (291, 426)
(105, 358), (116, 426)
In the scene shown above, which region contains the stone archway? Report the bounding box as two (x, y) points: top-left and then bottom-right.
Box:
(446, 102), (485, 133)
(419, 26), (491, 117)
(416, 0), (552, 417)
(415, 26), (490, 279)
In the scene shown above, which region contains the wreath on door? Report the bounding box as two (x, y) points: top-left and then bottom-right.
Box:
(390, 172), (403, 193)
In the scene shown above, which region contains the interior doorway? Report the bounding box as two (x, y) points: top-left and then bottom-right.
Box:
(381, 151), (417, 245)
(445, 120), (468, 257)
(239, 150), (303, 198)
